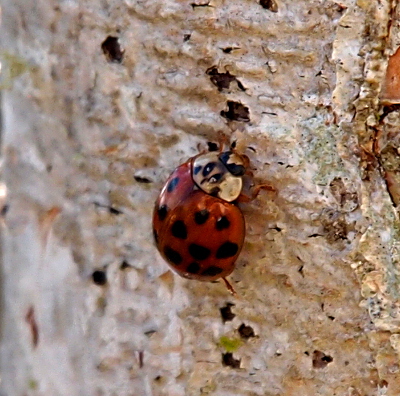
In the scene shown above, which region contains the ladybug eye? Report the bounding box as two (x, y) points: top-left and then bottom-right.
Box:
(203, 162), (217, 177)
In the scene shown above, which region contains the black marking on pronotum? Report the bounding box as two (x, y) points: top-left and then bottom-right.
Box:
(216, 216), (230, 230)
(194, 209), (209, 224)
(202, 162), (216, 177)
(186, 262), (201, 274)
(216, 242), (239, 259)
(219, 152), (246, 176)
(189, 244), (211, 261)
(157, 205), (168, 221)
(171, 220), (188, 239)
(201, 266), (223, 277)
(164, 247), (183, 265)
(167, 177), (180, 193)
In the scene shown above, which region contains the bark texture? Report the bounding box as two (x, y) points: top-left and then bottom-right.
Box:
(1, 0), (400, 395)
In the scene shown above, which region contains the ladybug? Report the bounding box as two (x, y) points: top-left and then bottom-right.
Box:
(153, 141), (270, 291)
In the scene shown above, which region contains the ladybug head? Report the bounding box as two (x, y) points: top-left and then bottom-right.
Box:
(191, 151), (248, 202)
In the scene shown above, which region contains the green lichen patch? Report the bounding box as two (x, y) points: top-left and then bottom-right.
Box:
(218, 336), (243, 353)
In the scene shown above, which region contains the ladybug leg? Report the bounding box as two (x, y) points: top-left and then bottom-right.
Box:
(196, 142), (209, 154)
(237, 183), (276, 202)
(216, 131), (230, 152)
(222, 277), (237, 296)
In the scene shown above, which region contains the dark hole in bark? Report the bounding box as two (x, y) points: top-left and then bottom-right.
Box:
(207, 142), (219, 152)
(220, 303), (236, 323)
(120, 260), (131, 270)
(260, 0), (278, 12)
(312, 350), (333, 368)
(222, 352), (241, 368)
(238, 323), (255, 339)
(191, 1), (210, 8)
(206, 66), (245, 92)
(1, 204), (9, 216)
(92, 270), (107, 286)
(101, 36), (124, 63)
(134, 175), (153, 184)
(109, 206), (122, 215)
(221, 101), (250, 122)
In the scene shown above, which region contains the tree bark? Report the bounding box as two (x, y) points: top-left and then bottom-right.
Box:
(1, 0), (400, 395)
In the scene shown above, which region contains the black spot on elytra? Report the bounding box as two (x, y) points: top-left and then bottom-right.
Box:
(157, 205), (168, 221)
(153, 229), (159, 244)
(189, 244), (211, 261)
(222, 353), (241, 369)
(202, 162), (216, 177)
(101, 36), (124, 63)
(194, 209), (209, 224)
(186, 262), (201, 274)
(164, 247), (182, 265)
(194, 165), (202, 175)
(171, 220), (187, 239)
(201, 266), (223, 277)
(216, 216), (230, 230)
(167, 177), (179, 193)
(216, 242), (238, 259)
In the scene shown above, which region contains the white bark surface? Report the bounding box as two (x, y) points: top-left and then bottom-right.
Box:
(1, 0), (400, 395)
